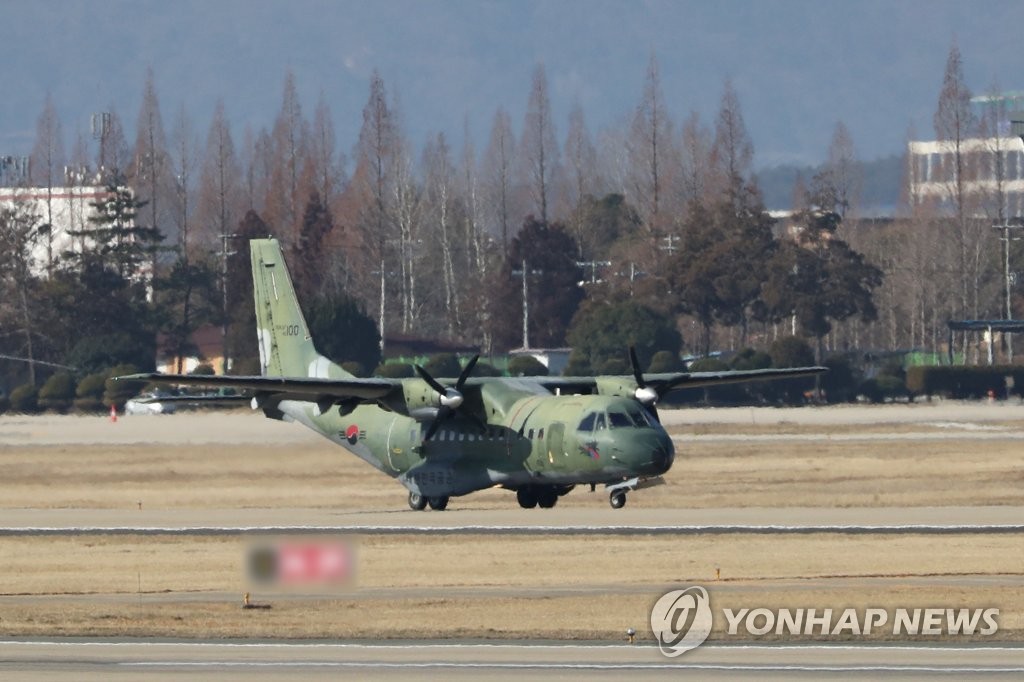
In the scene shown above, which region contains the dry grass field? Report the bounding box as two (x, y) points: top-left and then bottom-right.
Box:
(1, 405), (1023, 642)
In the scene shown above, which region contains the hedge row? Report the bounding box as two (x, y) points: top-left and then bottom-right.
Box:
(905, 366), (1024, 399)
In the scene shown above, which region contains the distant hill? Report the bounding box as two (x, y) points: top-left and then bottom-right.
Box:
(756, 155), (903, 216)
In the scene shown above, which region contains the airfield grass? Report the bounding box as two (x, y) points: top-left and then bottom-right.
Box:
(1, 409), (1023, 640)
(1, 533), (1022, 641)
(2, 435), (1023, 510)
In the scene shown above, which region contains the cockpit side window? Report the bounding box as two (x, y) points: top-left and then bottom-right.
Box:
(608, 411), (633, 429)
(577, 412), (596, 432)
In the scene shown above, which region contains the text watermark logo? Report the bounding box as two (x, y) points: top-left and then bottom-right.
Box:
(649, 586), (714, 656)
(651, 585), (999, 657)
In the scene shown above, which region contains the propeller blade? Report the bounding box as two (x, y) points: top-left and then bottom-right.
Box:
(414, 364), (447, 396)
(423, 406), (451, 442)
(628, 345), (660, 416)
(457, 354), (479, 389)
(628, 346), (647, 388)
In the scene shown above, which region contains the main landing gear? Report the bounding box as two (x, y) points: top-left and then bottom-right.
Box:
(516, 486), (566, 509)
(408, 491), (449, 511)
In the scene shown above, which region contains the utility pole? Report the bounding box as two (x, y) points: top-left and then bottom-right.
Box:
(511, 259), (543, 349)
(992, 223), (1022, 361)
(379, 258), (386, 353)
(220, 232), (240, 374)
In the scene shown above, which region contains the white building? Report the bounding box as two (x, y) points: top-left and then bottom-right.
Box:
(907, 136), (1024, 216)
(0, 182), (116, 275)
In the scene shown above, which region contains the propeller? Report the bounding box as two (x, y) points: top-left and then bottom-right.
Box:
(629, 346), (661, 422)
(415, 355), (480, 442)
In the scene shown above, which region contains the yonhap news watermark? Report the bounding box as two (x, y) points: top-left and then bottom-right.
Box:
(650, 585), (999, 657)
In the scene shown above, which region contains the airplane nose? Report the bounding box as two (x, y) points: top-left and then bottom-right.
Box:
(652, 440), (674, 473)
(647, 436), (674, 475)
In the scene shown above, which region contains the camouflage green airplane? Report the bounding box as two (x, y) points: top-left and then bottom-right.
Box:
(123, 239), (824, 511)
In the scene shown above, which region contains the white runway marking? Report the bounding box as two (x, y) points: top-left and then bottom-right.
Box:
(5, 640), (1023, 675)
(3, 524), (1023, 536)
(675, 431), (1024, 442)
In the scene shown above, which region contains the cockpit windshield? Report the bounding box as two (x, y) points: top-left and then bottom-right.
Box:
(608, 406), (656, 429)
(607, 411), (633, 428)
(580, 406), (655, 432)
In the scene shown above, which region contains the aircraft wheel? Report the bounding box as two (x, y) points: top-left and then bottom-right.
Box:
(537, 488), (558, 508)
(428, 496), (449, 511)
(408, 491), (428, 511)
(609, 491), (627, 509)
(516, 488), (538, 509)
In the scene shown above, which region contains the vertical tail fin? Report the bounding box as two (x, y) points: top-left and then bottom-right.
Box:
(250, 238), (349, 379)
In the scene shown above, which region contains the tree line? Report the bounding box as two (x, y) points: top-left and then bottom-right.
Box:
(1, 43), (1018, 398)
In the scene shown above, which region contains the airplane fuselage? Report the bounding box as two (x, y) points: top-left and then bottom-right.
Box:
(281, 390), (675, 502)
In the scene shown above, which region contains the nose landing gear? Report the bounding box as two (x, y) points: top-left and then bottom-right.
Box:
(609, 491), (627, 509)
(408, 491), (449, 511)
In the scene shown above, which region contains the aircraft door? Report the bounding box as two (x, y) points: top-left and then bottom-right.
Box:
(384, 418), (409, 473)
(546, 422), (569, 471)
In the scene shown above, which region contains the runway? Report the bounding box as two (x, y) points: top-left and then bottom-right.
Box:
(2, 639), (1023, 679)
(3, 506), (1024, 536)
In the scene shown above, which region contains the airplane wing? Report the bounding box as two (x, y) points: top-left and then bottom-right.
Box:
(118, 373), (400, 404)
(539, 366), (827, 398)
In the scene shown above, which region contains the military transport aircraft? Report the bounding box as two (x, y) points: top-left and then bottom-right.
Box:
(122, 239), (824, 511)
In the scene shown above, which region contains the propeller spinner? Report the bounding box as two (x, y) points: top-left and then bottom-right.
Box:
(414, 355), (480, 442)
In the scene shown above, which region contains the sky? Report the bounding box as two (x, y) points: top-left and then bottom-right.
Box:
(2, 0), (1023, 171)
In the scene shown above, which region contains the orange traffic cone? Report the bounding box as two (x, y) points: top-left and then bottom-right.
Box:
(110, 404), (118, 423)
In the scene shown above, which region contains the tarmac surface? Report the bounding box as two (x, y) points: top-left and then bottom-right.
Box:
(2, 639), (1023, 680)
(3, 402), (1023, 678)
(2, 505), (1024, 535)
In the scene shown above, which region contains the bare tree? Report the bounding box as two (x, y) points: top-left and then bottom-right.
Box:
(96, 108), (130, 182)
(168, 103), (199, 258)
(0, 202), (42, 385)
(562, 102), (600, 257)
(824, 122), (861, 220)
(304, 91), (346, 214)
(460, 117), (493, 349)
(129, 68), (171, 241)
(392, 133), (423, 334)
(66, 129), (92, 251)
(518, 63), (560, 225)
(265, 71), (309, 242)
(423, 133), (460, 337)
(348, 70), (399, 347)
(933, 40), (985, 357)
(627, 55), (676, 235)
(481, 107), (516, 255)
(678, 110), (712, 210)
(29, 93), (65, 275)
(197, 100), (242, 256)
(977, 85), (1018, 359)
(709, 79), (755, 210)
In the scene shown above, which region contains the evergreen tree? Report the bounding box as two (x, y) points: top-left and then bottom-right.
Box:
(508, 217), (583, 348)
(291, 190), (334, 301)
(72, 171), (164, 280)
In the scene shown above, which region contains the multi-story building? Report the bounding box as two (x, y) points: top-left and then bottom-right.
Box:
(0, 172), (117, 275)
(907, 92), (1024, 218)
